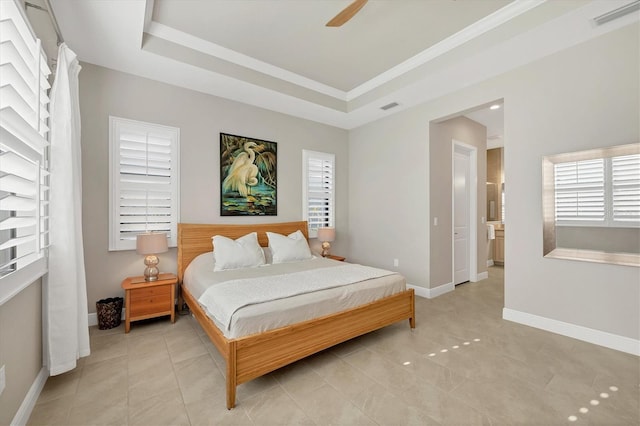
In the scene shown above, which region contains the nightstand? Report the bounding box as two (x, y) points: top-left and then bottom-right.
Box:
(325, 254), (346, 262)
(121, 273), (177, 333)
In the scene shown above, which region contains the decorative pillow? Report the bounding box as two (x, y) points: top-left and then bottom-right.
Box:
(266, 230), (313, 264)
(212, 232), (265, 271)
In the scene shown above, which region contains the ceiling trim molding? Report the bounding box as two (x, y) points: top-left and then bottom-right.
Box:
(145, 21), (348, 100)
(346, 0), (547, 100)
(56, 0), (637, 131)
(144, 0), (546, 103)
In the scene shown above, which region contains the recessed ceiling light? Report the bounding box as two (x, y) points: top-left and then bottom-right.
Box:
(490, 104), (501, 110)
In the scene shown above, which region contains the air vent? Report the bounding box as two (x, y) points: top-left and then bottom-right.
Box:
(593, 0), (639, 26)
(380, 102), (399, 111)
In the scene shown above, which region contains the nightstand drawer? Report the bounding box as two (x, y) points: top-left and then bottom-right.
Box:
(129, 295), (172, 317)
(122, 274), (177, 333)
(130, 285), (171, 301)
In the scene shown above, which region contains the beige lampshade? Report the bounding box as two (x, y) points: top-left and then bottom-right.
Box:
(317, 227), (335, 242)
(136, 233), (168, 255)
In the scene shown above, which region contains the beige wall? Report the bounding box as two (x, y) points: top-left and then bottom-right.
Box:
(0, 279), (42, 424)
(429, 116), (488, 288)
(504, 23), (639, 339)
(348, 107), (430, 285)
(349, 23), (639, 340)
(79, 63), (349, 312)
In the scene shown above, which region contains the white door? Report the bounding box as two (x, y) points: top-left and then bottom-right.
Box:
(453, 150), (470, 285)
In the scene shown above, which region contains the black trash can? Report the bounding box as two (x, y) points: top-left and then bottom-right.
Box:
(96, 297), (123, 330)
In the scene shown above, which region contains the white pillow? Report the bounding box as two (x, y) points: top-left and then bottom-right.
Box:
(212, 232), (265, 271)
(267, 230), (313, 264)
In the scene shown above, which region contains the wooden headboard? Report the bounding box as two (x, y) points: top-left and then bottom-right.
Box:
(177, 221), (309, 283)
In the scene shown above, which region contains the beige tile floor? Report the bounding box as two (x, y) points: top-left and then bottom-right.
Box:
(28, 267), (639, 425)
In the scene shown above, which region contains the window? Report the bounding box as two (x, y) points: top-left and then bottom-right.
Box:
(543, 143), (640, 267)
(554, 159), (605, 223)
(302, 150), (335, 237)
(611, 154), (640, 223)
(554, 154), (639, 227)
(0, 0), (51, 304)
(109, 117), (180, 251)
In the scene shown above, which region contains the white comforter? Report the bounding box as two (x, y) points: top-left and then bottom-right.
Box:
(198, 263), (395, 331)
(184, 254), (406, 338)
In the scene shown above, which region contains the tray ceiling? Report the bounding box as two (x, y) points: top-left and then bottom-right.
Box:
(50, 0), (638, 129)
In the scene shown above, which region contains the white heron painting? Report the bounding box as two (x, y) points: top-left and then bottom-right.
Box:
(220, 133), (277, 216)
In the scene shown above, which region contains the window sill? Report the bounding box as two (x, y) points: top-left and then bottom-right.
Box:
(544, 248), (639, 268)
(0, 257), (47, 306)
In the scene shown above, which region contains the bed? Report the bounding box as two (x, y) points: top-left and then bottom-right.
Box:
(177, 221), (415, 409)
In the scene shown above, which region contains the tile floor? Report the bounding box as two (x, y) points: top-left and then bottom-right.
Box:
(28, 267), (639, 425)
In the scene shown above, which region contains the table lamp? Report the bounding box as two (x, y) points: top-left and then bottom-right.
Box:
(136, 232), (168, 281)
(317, 227), (336, 257)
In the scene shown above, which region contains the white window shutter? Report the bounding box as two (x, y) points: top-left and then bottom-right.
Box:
(554, 159), (605, 224)
(109, 117), (180, 250)
(0, 0), (50, 299)
(611, 154), (640, 224)
(554, 153), (640, 228)
(303, 150), (335, 237)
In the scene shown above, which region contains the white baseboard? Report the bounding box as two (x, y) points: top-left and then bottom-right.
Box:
(11, 366), (48, 426)
(487, 260), (494, 267)
(408, 282), (454, 299)
(429, 282), (454, 298)
(472, 271), (488, 281)
(406, 283), (429, 298)
(88, 309), (126, 327)
(503, 308), (640, 356)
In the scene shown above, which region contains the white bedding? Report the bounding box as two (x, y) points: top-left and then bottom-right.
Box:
(183, 253), (406, 339)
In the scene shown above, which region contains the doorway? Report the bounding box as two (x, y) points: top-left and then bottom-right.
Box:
(452, 140), (478, 285)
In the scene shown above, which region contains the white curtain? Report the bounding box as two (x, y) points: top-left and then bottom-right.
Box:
(47, 43), (90, 375)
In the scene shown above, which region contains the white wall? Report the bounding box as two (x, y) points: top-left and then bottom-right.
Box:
(348, 23), (639, 343)
(79, 63), (349, 312)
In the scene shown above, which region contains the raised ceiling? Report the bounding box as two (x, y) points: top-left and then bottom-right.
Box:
(151, 0), (511, 92)
(50, 0), (638, 129)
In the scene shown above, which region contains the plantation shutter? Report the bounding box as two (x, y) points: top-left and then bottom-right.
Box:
(303, 150), (335, 236)
(109, 117), (179, 250)
(554, 159), (605, 223)
(0, 0), (51, 283)
(611, 154), (640, 223)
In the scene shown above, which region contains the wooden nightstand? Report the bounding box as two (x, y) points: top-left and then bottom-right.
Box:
(325, 254), (346, 262)
(121, 273), (177, 333)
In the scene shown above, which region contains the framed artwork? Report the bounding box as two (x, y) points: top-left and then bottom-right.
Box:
(220, 133), (277, 216)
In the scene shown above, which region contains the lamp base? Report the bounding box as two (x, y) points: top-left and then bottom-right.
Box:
(321, 241), (331, 257)
(143, 255), (160, 282)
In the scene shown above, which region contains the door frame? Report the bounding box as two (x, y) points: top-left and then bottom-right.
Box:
(452, 139), (478, 283)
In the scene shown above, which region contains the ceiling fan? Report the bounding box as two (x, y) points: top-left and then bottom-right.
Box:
(326, 0), (368, 27)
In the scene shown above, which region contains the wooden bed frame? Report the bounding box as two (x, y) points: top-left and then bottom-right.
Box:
(177, 221), (415, 409)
